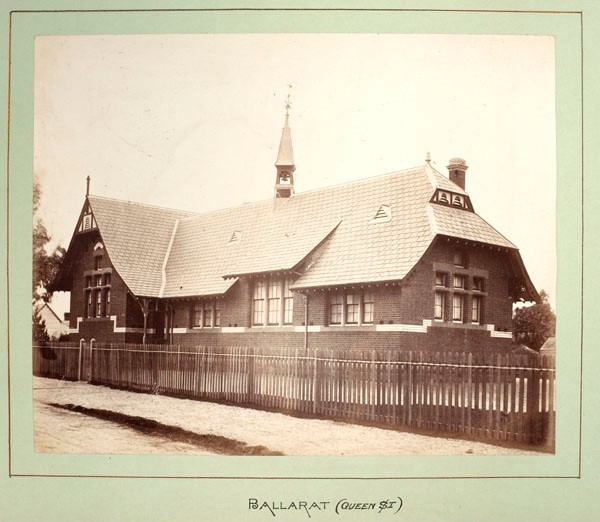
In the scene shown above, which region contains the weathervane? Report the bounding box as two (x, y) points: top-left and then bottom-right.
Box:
(285, 84), (292, 116)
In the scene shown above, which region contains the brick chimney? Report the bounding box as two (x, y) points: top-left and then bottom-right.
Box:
(447, 157), (468, 190)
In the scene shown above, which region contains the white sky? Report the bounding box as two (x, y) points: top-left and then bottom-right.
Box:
(34, 34), (556, 317)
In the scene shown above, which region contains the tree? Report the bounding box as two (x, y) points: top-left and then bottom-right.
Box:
(32, 178), (66, 341)
(33, 179), (66, 301)
(512, 290), (556, 350)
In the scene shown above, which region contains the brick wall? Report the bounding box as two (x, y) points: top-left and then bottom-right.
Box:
(68, 232), (515, 351)
(68, 232), (143, 343)
(171, 328), (510, 352)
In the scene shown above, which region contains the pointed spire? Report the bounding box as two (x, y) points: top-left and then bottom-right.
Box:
(274, 86), (295, 199)
(86, 175), (90, 197)
(275, 85), (295, 168)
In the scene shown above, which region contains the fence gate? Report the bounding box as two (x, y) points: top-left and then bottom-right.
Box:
(79, 340), (93, 382)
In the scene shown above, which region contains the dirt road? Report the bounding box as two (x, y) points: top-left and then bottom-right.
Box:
(34, 377), (544, 456)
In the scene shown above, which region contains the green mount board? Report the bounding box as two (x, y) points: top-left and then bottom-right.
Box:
(1, 1), (598, 521)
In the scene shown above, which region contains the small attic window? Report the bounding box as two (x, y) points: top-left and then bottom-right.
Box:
(369, 205), (392, 224)
(229, 230), (242, 243)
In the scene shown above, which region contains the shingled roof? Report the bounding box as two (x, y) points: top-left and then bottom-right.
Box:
(55, 162), (531, 299)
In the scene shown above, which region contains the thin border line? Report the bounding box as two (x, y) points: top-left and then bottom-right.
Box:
(8, 8), (584, 15)
(6, 6), (583, 480)
(578, 10), (584, 480)
(5, 10), (12, 478)
(9, 474), (581, 480)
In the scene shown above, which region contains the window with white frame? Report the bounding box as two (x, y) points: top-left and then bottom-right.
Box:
(215, 302), (221, 327)
(203, 302), (214, 327)
(95, 290), (102, 317)
(329, 290), (375, 326)
(329, 294), (343, 325)
(345, 294), (360, 324)
(283, 280), (293, 324)
(453, 274), (465, 289)
(104, 288), (111, 317)
(252, 277), (295, 327)
(268, 279), (281, 325)
(253, 280), (266, 325)
(192, 302), (202, 328)
(452, 294), (464, 322)
(362, 292), (374, 324)
(471, 295), (481, 324)
(434, 291), (446, 321)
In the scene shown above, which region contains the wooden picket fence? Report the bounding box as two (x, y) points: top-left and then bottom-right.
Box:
(33, 342), (555, 447)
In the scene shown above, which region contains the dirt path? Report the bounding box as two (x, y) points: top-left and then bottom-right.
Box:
(34, 377), (544, 456)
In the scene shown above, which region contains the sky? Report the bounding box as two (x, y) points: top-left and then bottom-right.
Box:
(34, 34), (556, 317)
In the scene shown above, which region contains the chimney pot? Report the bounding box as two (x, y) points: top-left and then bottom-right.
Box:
(447, 157), (468, 190)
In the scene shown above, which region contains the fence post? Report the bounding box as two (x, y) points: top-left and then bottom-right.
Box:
(407, 351), (413, 426)
(312, 348), (320, 415)
(78, 338), (86, 381)
(89, 338), (96, 382)
(527, 356), (541, 444)
(247, 347), (255, 404)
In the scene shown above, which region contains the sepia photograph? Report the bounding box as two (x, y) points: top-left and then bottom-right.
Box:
(31, 33), (557, 457)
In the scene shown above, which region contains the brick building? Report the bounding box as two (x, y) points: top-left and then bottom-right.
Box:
(52, 114), (538, 352)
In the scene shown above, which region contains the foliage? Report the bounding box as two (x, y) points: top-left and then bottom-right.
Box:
(32, 309), (50, 343)
(512, 290), (556, 350)
(33, 178), (66, 302)
(33, 178), (66, 341)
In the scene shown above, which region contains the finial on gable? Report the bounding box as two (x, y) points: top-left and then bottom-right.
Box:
(425, 152), (431, 164)
(86, 175), (90, 197)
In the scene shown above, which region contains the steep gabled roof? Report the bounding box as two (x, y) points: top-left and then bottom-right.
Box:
(87, 196), (196, 296)
(54, 162), (536, 300)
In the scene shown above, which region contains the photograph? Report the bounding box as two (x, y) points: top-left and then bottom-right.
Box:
(31, 33), (557, 457)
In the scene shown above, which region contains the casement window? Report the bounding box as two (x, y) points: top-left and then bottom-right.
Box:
(94, 257), (101, 270)
(362, 292), (374, 324)
(104, 288), (111, 317)
(473, 277), (484, 292)
(253, 281), (266, 325)
(203, 302), (213, 327)
(283, 280), (293, 325)
(95, 290), (102, 317)
(453, 251), (465, 267)
(86, 291), (92, 318)
(252, 277), (295, 327)
(267, 279), (281, 325)
(452, 294), (464, 322)
(193, 302), (203, 328)
(345, 294), (360, 324)
(329, 294), (343, 325)
(94, 274), (102, 287)
(434, 291), (446, 321)
(435, 272), (448, 287)
(85, 276), (92, 288)
(453, 275), (465, 289)
(214, 302), (221, 327)
(471, 295), (482, 324)
(191, 301), (220, 328)
(103, 273), (111, 286)
(329, 291), (375, 326)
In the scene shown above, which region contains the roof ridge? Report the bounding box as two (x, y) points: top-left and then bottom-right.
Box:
(292, 164), (427, 199)
(87, 194), (199, 215)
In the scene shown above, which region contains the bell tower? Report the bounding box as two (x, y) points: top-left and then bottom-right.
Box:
(274, 87), (295, 199)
